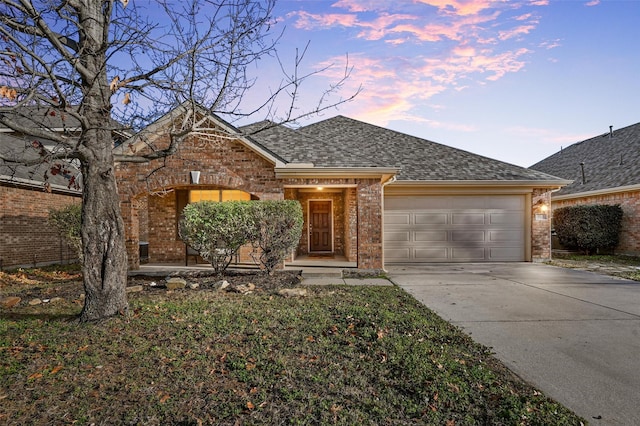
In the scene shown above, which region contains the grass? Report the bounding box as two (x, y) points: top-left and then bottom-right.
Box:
(0, 267), (585, 425)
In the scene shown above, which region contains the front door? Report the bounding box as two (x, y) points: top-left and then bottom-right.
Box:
(309, 201), (332, 252)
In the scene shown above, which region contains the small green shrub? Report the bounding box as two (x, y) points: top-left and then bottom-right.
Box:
(48, 203), (82, 262)
(178, 200), (303, 274)
(179, 201), (254, 273)
(553, 204), (623, 254)
(250, 200), (303, 275)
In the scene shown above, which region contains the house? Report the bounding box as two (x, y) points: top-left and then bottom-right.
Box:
(115, 105), (569, 271)
(0, 118), (82, 269)
(530, 122), (640, 255)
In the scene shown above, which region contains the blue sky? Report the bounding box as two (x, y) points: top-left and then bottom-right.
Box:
(258, 0), (640, 167)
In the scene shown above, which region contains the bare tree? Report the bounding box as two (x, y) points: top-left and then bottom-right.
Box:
(0, 0), (357, 322)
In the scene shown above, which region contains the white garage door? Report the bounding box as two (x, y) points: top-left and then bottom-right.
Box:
(384, 195), (525, 262)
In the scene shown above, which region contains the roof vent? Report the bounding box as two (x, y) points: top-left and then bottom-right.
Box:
(609, 125), (613, 138)
(580, 162), (586, 184)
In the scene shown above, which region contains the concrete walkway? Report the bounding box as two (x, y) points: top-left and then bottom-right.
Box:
(387, 263), (640, 425)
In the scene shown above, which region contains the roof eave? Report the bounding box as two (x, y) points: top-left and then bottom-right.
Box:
(385, 179), (572, 195)
(0, 174), (82, 196)
(390, 179), (572, 188)
(552, 183), (640, 201)
(275, 166), (398, 181)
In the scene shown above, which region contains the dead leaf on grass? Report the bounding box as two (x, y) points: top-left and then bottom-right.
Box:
(50, 365), (63, 375)
(158, 393), (170, 404)
(246, 401), (255, 410)
(28, 372), (43, 380)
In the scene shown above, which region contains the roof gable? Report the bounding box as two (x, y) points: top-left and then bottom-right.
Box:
(529, 122), (640, 196)
(115, 103), (286, 166)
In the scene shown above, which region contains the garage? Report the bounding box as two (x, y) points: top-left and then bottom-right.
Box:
(384, 195), (526, 262)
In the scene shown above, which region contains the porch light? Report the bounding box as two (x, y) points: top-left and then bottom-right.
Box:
(317, 186), (323, 191)
(190, 170), (201, 185)
(534, 199), (548, 213)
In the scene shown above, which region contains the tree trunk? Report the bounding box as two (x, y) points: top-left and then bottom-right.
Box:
(79, 147), (129, 322)
(76, 0), (128, 322)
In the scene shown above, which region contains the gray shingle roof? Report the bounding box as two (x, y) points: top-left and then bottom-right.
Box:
(0, 133), (81, 192)
(249, 115), (562, 182)
(529, 122), (640, 196)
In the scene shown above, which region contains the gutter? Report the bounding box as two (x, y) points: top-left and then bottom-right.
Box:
(551, 183), (640, 201)
(275, 165), (399, 180)
(0, 174), (82, 196)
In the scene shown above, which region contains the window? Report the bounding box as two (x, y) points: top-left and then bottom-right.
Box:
(189, 189), (252, 203)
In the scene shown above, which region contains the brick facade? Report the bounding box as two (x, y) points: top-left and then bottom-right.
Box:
(0, 184), (80, 268)
(532, 189), (552, 261)
(552, 189), (640, 255)
(116, 134), (284, 268)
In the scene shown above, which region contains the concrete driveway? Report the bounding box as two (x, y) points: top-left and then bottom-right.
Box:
(387, 263), (640, 425)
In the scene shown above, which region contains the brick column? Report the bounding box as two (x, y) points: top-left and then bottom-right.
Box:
(531, 189), (552, 261)
(357, 179), (383, 269)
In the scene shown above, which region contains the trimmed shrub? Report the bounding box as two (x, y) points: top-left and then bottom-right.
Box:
(553, 204), (623, 254)
(179, 201), (255, 273)
(48, 203), (82, 262)
(179, 200), (303, 275)
(250, 200), (303, 275)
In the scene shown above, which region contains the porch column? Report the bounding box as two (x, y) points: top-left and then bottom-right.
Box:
(356, 179), (383, 269)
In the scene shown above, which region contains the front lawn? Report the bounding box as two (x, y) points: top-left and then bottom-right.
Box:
(0, 267), (584, 425)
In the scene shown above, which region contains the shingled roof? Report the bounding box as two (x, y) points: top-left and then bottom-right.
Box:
(247, 115), (563, 182)
(529, 122), (640, 196)
(0, 133), (81, 193)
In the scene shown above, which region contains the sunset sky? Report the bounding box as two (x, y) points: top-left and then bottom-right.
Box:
(261, 0), (640, 167)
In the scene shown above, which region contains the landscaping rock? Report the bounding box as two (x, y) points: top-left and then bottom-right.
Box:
(1, 296), (21, 308)
(166, 277), (187, 290)
(126, 285), (143, 293)
(29, 298), (42, 306)
(218, 280), (230, 290)
(188, 282), (199, 290)
(277, 288), (308, 297)
(50, 297), (64, 303)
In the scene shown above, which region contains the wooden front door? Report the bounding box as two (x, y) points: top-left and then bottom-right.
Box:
(309, 201), (332, 252)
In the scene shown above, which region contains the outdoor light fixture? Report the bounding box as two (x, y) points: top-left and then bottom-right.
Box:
(317, 186), (323, 191)
(535, 199), (548, 212)
(190, 171), (201, 185)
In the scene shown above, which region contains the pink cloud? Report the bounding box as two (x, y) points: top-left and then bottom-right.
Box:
(498, 24), (537, 40)
(540, 39), (561, 49)
(330, 0), (380, 13)
(414, 0), (497, 16)
(585, 0), (600, 6)
(283, 0), (549, 125)
(288, 11), (358, 29)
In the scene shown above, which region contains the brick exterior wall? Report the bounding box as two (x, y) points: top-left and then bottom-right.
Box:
(551, 189), (640, 255)
(0, 184), (81, 268)
(532, 189), (552, 261)
(116, 134), (284, 268)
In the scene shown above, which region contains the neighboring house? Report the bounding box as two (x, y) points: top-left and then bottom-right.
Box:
(0, 106), (130, 269)
(115, 105), (569, 271)
(0, 129), (81, 269)
(530, 122), (640, 255)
